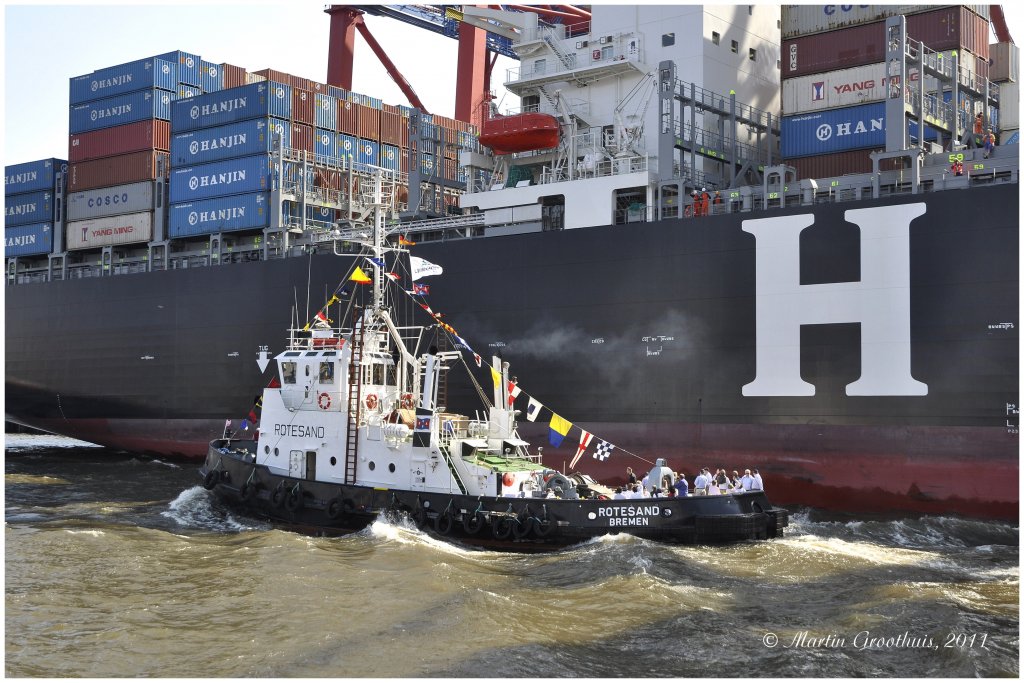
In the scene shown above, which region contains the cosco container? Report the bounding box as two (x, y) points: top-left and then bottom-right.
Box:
(200, 61), (224, 93)
(356, 139), (379, 166)
(171, 118), (290, 166)
(315, 127), (338, 159)
(781, 102), (937, 158)
(783, 6), (990, 79)
(66, 211), (153, 250)
(5, 158), (66, 195)
(379, 144), (400, 173)
(156, 50), (202, 87)
(69, 89), (175, 135)
(69, 150), (168, 193)
(170, 81), (292, 132)
(4, 190), (54, 228)
(169, 154), (274, 203)
(168, 192), (270, 237)
(5, 222), (53, 257)
(315, 93), (337, 130)
(782, 5), (950, 40)
(68, 120), (171, 163)
(69, 57), (176, 105)
(292, 87), (315, 125)
(781, 55), (975, 115)
(67, 181), (154, 222)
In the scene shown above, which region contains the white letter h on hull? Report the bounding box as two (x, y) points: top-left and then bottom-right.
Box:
(742, 203), (928, 396)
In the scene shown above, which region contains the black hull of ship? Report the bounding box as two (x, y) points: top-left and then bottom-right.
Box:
(6, 186), (1019, 519)
(201, 441), (788, 550)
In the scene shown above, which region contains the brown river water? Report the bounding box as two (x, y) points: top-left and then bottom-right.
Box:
(5, 435), (1019, 677)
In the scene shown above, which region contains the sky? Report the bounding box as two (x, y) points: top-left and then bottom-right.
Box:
(3, 3), (1024, 165)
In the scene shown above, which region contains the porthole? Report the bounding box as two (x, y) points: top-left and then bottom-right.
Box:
(330, 456), (337, 466)
(264, 445), (270, 454)
(388, 463), (396, 473)
(369, 461), (376, 471)
(274, 448), (279, 457)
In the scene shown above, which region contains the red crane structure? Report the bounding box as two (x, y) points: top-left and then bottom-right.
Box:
(324, 4), (591, 125)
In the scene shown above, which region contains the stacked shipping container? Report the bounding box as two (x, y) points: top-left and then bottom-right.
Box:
(780, 5), (993, 177)
(4, 158), (66, 257)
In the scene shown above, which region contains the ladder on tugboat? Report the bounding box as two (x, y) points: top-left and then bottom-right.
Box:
(344, 313), (364, 485)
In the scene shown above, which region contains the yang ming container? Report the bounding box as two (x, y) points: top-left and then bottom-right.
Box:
(69, 57), (176, 105)
(781, 102), (938, 158)
(66, 211), (153, 250)
(5, 158), (66, 195)
(171, 118), (290, 166)
(169, 154), (274, 203)
(67, 181), (154, 222)
(68, 150), (168, 193)
(171, 81), (292, 132)
(4, 190), (54, 228)
(783, 6), (991, 79)
(69, 120), (171, 163)
(70, 89), (175, 135)
(5, 222), (53, 257)
(169, 192), (270, 237)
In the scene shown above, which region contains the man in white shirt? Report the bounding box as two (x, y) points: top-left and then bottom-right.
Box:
(613, 487), (627, 499)
(740, 469), (754, 491)
(693, 469), (708, 494)
(751, 469), (764, 491)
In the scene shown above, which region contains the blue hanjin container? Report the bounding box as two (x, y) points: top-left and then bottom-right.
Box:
(70, 89), (175, 134)
(169, 192), (271, 237)
(178, 85), (200, 100)
(200, 61), (224, 93)
(356, 139), (379, 166)
(315, 93), (337, 131)
(5, 158), (67, 195)
(315, 128), (338, 159)
(169, 154), (274, 203)
(171, 118), (291, 167)
(4, 222), (53, 257)
(380, 144), (400, 173)
(337, 133), (358, 161)
(171, 81), (292, 132)
(4, 190), (54, 228)
(69, 57), (177, 106)
(781, 102), (939, 158)
(156, 50), (202, 87)
(326, 85), (347, 102)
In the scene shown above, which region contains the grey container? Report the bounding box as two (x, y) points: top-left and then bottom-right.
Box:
(67, 180), (155, 222)
(782, 5), (989, 39)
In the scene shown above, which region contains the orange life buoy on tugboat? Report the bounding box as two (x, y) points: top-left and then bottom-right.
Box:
(317, 392), (331, 410)
(365, 394), (378, 410)
(502, 472), (515, 487)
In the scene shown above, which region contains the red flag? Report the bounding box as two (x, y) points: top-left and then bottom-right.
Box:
(507, 381), (521, 407)
(570, 430), (593, 469)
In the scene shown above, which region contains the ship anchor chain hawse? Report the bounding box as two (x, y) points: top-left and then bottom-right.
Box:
(200, 172), (788, 550)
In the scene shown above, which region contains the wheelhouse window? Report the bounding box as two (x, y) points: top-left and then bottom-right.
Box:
(319, 362), (335, 384)
(282, 362), (297, 384)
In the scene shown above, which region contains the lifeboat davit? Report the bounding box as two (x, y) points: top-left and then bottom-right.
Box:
(479, 112), (560, 155)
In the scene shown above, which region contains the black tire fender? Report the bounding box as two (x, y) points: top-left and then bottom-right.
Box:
(285, 486), (304, 512)
(434, 510), (455, 535)
(240, 482), (258, 501)
(492, 517), (515, 540)
(203, 470), (220, 490)
(412, 505), (427, 529)
(271, 485), (286, 508)
(532, 517), (554, 538)
(327, 497), (343, 519)
(463, 512), (485, 534)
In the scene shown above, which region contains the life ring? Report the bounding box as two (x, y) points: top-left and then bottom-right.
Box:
(365, 394), (379, 410)
(202, 470), (220, 490)
(401, 393), (414, 409)
(502, 472), (515, 488)
(317, 392), (331, 410)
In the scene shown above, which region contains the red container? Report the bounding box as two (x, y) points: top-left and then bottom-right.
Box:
(380, 111), (405, 146)
(306, 80), (325, 93)
(383, 103), (400, 116)
(221, 63), (247, 89)
(292, 87), (315, 125)
(290, 122), (313, 153)
(68, 120), (170, 163)
(787, 150), (909, 179)
(254, 68), (293, 84)
(356, 103), (380, 140)
(399, 147), (409, 175)
(69, 150), (169, 192)
(784, 6), (990, 78)
(337, 99), (359, 135)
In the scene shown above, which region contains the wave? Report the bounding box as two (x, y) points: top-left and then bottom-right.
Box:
(160, 486), (267, 533)
(5, 434), (103, 450)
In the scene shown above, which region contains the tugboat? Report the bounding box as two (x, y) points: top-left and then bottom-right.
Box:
(200, 174), (788, 550)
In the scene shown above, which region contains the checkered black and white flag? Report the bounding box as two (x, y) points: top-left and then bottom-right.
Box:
(593, 440), (615, 461)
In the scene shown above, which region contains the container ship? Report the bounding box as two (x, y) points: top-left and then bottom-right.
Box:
(5, 5), (1019, 520)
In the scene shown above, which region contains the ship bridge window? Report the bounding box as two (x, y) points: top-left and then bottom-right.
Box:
(319, 362), (335, 384)
(284, 352), (301, 357)
(323, 351), (337, 357)
(711, 31), (719, 46)
(282, 362), (297, 384)
(663, 33), (675, 47)
(304, 351), (319, 357)
(749, 48), (757, 61)
(731, 40), (739, 54)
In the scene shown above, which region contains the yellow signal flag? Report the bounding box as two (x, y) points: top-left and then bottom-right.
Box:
(490, 365), (502, 388)
(349, 266), (373, 284)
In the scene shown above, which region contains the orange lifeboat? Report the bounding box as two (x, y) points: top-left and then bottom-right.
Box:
(479, 112), (560, 155)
